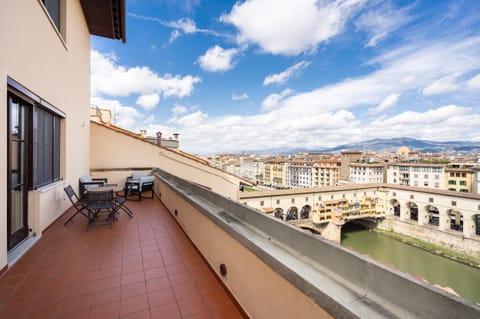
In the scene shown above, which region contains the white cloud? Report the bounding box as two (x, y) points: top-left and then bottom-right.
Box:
(368, 93), (399, 114)
(172, 104), (480, 154)
(273, 36), (480, 116)
(221, 0), (365, 55)
(91, 97), (143, 129)
(261, 89), (294, 111)
(232, 93), (249, 101)
(422, 75), (459, 96)
(168, 29), (182, 44)
(145, 115), (156, 124)
(365, 105), (480, 141)
(136, 94), (160, 110)
(197, 46), (239, 72)
(171, 104), (188, 115)
(467, 74), (480, 88)
(355, 2), (413, 47)
(128, 13), (222, 45)
(263, 61), (311, 86)
(91, 50), (201, 97)
(169, 110), (208, 127)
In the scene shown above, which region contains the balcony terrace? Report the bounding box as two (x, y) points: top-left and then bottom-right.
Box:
(2, 168), (480, 318)
(0, 196), (245, 319)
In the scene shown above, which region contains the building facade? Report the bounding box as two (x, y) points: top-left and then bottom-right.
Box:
(445, 168), (475, 193)
(386, 163), (445, 189)
(0, 1), (125, 269)
(340, 150), (362, 181)
(350, 163), (385, 184)
(313, 160), (341, 187)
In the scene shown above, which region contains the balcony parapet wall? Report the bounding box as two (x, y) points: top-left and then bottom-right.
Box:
(153, 168), (480, 319)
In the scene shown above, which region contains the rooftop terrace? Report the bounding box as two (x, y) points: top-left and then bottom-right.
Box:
(0, 197), (245, 319)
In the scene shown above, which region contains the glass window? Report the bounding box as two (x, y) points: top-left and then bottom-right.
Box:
(42, 0), (61, 31)
(33, 107), (61, 188)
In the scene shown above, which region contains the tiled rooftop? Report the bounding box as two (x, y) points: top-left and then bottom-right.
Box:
(0, 197), (246, 319)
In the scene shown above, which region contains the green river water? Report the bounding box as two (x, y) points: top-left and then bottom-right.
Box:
(341, 224), (480, 304)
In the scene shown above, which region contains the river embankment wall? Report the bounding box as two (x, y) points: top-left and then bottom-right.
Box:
(379, 218), (480, 259)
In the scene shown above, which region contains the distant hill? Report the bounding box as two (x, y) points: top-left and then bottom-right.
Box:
(245, 137), (480, 155)
(319, 137), (480, 154)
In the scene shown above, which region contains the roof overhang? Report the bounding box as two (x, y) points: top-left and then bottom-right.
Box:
(80, 0), (126, 42)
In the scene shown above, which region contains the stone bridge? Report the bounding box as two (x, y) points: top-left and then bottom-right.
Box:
(239, 183), (480, 257)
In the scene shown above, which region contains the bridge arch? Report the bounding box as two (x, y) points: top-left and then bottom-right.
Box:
(286, 206), (298, 221)
(389, 199), (400, 217)
(447, 209), (463, 232)
(274, 208), (284, 220)
(300, 205), (311, 220)
(473, 214), (480, 236)
(425, 205), (439, 226)
(406, 202), (418, 221)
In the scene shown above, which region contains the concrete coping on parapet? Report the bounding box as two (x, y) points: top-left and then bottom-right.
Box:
(153, 169), (480, 319)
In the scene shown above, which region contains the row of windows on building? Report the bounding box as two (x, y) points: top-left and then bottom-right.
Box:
(257, 192), (376, 206)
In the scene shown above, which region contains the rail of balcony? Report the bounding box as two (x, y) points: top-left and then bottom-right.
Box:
(152, 168), (480, 319)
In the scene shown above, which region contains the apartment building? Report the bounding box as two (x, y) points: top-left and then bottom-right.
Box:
(386, 163), (445, 189)
(285, 161), (314, 188)
(264, 160), (286, 187)
(445, 168), (475, 193)
(313, 159), (341, 187)
(350, 163), (385, 184)
(1, 1), (125, 267)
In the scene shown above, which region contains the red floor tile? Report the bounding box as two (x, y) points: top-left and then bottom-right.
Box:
(0, 197), (246, 319)
(147, 287), (176, 307)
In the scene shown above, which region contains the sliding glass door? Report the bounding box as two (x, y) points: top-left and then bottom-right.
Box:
(7, 94), (29, 250)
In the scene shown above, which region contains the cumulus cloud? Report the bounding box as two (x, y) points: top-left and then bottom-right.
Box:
(263, 61), (311, 86)
(368, 93), (399, 114)
(467, 74), (480, 88)
(365, 105), (480, 141)
(91, 97), (143, 129)
(197, 46), (239, 72)
(422, 75), (459, 96)
(355, 2), (413, 47)
(91, 50), (201, 97)
(261, 89), (294, 111)
(136, 94), (160, 110)
(171, 104), (188, 115)
(169, 110), (208, 127)
(172, 104), (480, 154)
(232, 93), (249, 100)
(221, 0), (364, 55)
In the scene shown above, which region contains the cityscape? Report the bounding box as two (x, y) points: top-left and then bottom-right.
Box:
(2, 1), (480, 319)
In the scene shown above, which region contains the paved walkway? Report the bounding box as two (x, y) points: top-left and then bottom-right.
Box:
(0, 197), (245, 318)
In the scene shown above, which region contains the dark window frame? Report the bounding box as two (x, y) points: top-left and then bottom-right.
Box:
(8, 78), (64, 190)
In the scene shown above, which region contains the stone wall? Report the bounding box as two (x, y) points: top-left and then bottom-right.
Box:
(390, 218), (480, 259)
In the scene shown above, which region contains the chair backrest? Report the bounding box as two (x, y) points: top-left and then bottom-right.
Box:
(64, 185), (80, 204)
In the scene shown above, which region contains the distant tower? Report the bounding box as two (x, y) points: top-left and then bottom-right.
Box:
(341, 150), (362, 181)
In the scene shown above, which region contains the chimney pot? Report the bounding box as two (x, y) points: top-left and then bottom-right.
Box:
(173, 133), (179, 141)
(156, 132), (162, 146)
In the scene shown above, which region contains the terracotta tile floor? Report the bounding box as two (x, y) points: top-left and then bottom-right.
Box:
(0, 197), (246, 319)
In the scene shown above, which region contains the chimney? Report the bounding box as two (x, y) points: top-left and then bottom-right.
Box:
(173, 133), (179, 141)
(156, 132), (162, 146)
(140, 129), (147, 138)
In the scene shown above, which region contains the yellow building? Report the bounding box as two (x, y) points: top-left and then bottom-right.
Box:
(313, 159), (341, 187)
(263, 160), (286, 187)
(445, 168), (475, 193)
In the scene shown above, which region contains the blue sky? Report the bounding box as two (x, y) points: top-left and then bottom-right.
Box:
(90, 0), (480, 155)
